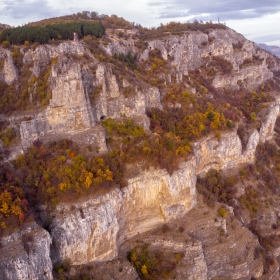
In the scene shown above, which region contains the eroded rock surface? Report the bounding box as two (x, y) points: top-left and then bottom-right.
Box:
(119, 199), (262, 280)
(43, 159), (197, 265)
(141, 29), (276, 90)
(2, 25), (280, 279)
(0, 223), (52, 280)
(0, 49), (18, 85)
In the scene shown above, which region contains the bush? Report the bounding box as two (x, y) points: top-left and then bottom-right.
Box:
(218, 207), (227, 217)
(197, 169), (237, 207)
(2, 40), (10, 48)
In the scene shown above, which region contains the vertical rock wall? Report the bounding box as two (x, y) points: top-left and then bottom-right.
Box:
(0, 49), (18, 85)
(0, 223), (53, 280)
(45, 158), (197, 265)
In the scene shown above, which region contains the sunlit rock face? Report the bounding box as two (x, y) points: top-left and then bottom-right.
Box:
(19, 42), (162, 148)
(46, 159), (197, 265)
(0, 49), (18, 85)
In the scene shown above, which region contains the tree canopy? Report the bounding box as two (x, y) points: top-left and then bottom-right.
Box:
(0, 21), (105, 45)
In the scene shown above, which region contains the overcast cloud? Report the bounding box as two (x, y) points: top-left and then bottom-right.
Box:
(0, 0), (279, 45)
(148, 0), (280, 21)
(0, 0), (60, 22)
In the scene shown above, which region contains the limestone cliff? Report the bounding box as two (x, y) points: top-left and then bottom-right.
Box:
(41, 100), (278, 265)
(1, 21), (280, 280)
(140, 29), (276, 90)
(0, 223), (52, 280)
(0, 49), (18, 85)
(15, 27), (278, 149)
(19, 42), (162, 149)
(43, 159), (196, 265)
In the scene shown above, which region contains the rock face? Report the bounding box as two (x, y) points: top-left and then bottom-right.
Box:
(20, 59), (95, 143)
(193, 129), (260, 175)
(118, 200), (262, 280)
(259, 99), (280, 142)
(181, 203), (263, 279)
(145, 237), (208, 280)
(0, 223), (52, 280)
(73, 258), (140, 280)
(19, 42), (162, 147)
(101, 40), (137, 57)
(2, 96), (278, 280)
(0, 49), (18, 85)
(140, 28), (276, 90)
(18, 28), (278, 147)
(2, 26), (280, 279)
(93, 64), (162, 122)
(23, 42), (89, 78)
(44, 159), (197, 265)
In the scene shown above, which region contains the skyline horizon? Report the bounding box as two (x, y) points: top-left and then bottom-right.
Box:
(0, 1), (280, 46)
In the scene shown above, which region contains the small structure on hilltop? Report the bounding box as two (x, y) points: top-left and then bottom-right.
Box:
(73, 32), (79, 42)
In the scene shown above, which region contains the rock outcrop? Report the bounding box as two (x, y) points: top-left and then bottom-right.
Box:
(140, 28), (276, 90)
(0, 49), (18, 85)
(259, 100), (280, 142)
(19, 42), (162, 147)
(93, 64), (162, 122)
(20, 59), (95, 142)
(181, 203), (263, 279)
(43, 159), (197, 265)
(0, 223), (52, 280)
(193, 129), (259, 175)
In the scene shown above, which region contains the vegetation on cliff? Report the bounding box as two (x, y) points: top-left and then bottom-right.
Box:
(128, 243), (183, 279)
(1, 15), (280, 280)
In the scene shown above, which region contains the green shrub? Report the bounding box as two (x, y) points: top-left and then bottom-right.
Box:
(218, 207), (227, 217)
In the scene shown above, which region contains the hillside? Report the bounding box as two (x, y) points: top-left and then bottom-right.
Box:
(1, 12), (280, 279)
(258, 43), (280, 58)
(0, 23), (11, 32)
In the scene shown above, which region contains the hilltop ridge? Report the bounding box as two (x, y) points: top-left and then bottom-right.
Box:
(258, 43), (280, 58)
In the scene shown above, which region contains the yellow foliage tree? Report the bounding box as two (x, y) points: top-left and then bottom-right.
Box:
(141, 264), (148, 275)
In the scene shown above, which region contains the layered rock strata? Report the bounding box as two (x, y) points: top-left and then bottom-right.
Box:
(1, 97), (278, 280)
(2, 27), (280, 279)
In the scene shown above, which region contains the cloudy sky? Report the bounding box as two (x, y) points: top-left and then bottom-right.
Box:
(0, 0), (280, 45)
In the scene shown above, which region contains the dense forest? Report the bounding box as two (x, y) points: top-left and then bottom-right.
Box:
(0, 21), (105, 45)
